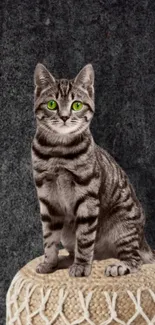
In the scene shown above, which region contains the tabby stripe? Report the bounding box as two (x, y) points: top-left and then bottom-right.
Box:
(87, 104), (94, 113)
(74, 192), (98, 215)
(103, 149), (116, 166)
(118, 250), (134, 259)
(115, 192), (121, 202)
(35, 178), (43, 187)
(39, 197), (61, 217)
(66, 136), (84, 147)
(121, 252), (141, 261)
(41, 214), (51, 222)
(57, 82), (63, 96)
(77, 245), (94, 256)
(126, 202), (134, 212)
(111, 178), (128, 198)
(74, 170), (99, 186)
(55, 91), (59, 99)
(32, 143), (52, 160)
(36, 134), (53, 147)
(34, 137), (58, 148)
(35, 107), (45, 116)
(118, 246), (139, 254)
(34, 131), (90, 150)
(67, 82), (72, 94)
(117, 241), (139, 251)
(84, 224), (98, 235)
(33, 166), (46, 173)
(117, 235), (138, 248)
(128, 213), (141, 221)
(77, 246), (86, 255)
(52, 141), (90, 160)
(110, 202), (134, 215)
(78, 239), (95, 249)
(71, 93), (75, 100)
(121, 177), (128, 190)
(49, 221), (63, 231)
(74, 197), (85, 215)
(74, 174), (93, 186)
(43, 232), (52, 239)
(117, 227), (137, 239)
(110, 205), (121, 215)
(35, 135), (87, 153)
(47, 241), (55, 249)
(117, 244), (139, 256)
(76, 256), (88, 264)
(111, 182), (119, 197)
(76, 216), (97, 226)
(133, 250), (141, 258)
(122, 192), (131, 203)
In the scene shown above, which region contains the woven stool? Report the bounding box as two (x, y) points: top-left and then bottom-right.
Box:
(6, 249), (155, 325)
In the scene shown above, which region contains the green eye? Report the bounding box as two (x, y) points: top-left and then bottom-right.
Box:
(72, 101), (83, 111)
(47, 100), (57, 110)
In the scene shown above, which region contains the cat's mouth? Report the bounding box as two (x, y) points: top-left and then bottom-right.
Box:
(49, 119), (88, 135)
(42, 117), (88, 135)
(49, 121), (80, 134)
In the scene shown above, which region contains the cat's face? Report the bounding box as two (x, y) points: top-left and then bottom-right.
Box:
(34, 63), (95, 135)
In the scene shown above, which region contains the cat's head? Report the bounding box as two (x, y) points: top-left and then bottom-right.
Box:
(34, 63), (95, 135)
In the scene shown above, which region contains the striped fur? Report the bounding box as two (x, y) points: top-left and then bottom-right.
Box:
(32, 63), (155, 277)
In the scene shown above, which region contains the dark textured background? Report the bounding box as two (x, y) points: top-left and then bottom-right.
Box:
(1, 0), (155, 323)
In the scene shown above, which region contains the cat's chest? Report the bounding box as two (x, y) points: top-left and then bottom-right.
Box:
(56, 171), (73, 200)
(50, 168), (75, 217)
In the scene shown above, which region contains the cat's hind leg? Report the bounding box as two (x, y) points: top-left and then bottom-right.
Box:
(104, 259), (142, 277)
(105, 235), (155, 277)
(104, 227), (143, 277)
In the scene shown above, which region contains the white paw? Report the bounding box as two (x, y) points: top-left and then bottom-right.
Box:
(104, 262), (131, 277)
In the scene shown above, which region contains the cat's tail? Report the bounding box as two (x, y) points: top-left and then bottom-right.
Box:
(139, 247), (155, 264)
(152, 249), (155, 260)
(138, 236), (155, 264)
(150, 249), (155, 263)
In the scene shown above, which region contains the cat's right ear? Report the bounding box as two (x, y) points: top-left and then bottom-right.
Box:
(34, 63), (55, 97)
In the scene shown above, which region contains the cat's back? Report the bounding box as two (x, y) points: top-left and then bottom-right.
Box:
(95, 143), (124, 195)
(95, 143), (121, 173)
(94, 143), (140, 209)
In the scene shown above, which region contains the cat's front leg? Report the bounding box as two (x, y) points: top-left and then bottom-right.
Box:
(36, 197), (64, 274)
(69, 196), (99, 277)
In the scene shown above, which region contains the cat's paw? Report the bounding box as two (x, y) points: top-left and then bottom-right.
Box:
(104, 262), (131, 277)
(36, 262), (57, 274)
(69, 263), (92, 277)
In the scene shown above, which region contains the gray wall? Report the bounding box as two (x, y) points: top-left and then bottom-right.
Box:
(1, 0), (155, 323)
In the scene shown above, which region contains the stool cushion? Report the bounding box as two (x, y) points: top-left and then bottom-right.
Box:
(6, 249), (155, 325)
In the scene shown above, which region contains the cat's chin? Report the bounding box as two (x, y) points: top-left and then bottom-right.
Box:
(50, 123), (88, 135)
(53, 125), (77, 135)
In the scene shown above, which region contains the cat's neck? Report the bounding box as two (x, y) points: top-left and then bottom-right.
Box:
(35, 123), (93, 147)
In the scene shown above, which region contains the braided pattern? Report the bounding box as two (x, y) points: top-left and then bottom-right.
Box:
(6, 250), (155, 325)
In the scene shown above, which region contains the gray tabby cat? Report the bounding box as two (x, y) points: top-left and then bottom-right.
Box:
(31, 63), (155, 277)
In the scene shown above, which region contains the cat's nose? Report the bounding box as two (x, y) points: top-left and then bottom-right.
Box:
(61, 116), (69, 122)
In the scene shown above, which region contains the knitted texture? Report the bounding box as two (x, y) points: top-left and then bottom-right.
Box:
(6, 249), (155, 325)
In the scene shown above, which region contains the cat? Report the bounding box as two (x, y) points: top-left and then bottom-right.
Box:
(31, 62), (155, 277)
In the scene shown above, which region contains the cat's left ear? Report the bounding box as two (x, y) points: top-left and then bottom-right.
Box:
(34, 63), (55, 96)
(74, 64), (94, 97)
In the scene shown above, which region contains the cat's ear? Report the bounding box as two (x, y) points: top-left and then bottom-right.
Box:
(74, 64), (94, 97)
(34, 63), (55, 96)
